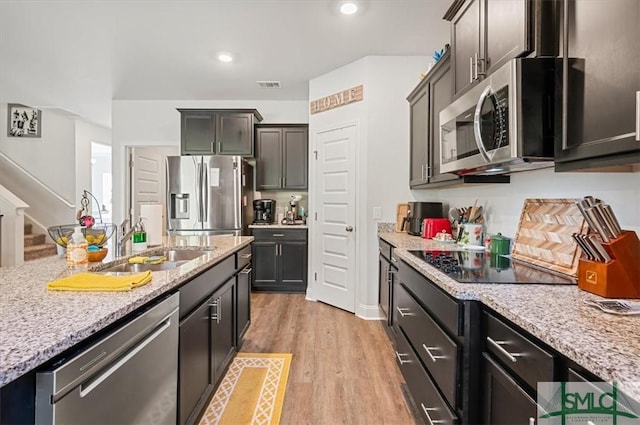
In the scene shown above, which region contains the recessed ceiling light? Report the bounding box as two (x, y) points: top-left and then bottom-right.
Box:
(218, 53), (233, 63)
(340, 2), (358, 15)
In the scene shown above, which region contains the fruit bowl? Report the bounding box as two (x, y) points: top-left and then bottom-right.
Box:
(47, 223), (117, 249)
(88, 247), (108, 263)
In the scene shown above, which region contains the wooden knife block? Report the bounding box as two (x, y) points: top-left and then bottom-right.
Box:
(578, 231), (640, 298)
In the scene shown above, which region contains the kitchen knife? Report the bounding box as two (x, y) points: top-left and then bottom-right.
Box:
(580, 234), (605, 262)
(576, 201), (598, 233)
(593, 203), (619, 239)
(587, 235), (612, 263)
(572, 233), (594, 261)
(583, 206), (611, 243)
(602, 204), (623, 237)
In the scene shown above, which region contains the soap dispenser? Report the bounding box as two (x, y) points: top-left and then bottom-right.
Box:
(132, 217), (148, 253)
(66, 226), (88, 269)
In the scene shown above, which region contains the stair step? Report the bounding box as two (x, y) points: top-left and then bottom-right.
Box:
(24, 223), (33, 235)
(24, 233), (46, 247)
(24, 244), (58, 261)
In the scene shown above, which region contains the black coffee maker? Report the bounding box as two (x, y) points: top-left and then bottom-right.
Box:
(253, 199), (275, 224)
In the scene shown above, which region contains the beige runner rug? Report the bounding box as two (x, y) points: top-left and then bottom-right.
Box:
(199, 353), (292, 425)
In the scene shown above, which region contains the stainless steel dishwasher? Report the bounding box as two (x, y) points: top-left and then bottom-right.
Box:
(35, 293), (179, 425)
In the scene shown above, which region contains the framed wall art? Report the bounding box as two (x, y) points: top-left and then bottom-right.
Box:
(7, 103), (41, 138)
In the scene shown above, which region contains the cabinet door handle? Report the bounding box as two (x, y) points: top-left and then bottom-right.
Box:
(469, 56), (474, 83)
(636, 91), (640, 142)
(529, 418), (536, 425)
(211, 141), (215, 152)
(395, 351), (411, 365)
(391, 256), (398, 263)
(240, 267), (252, 275)
(240, 253), (252, 259)
(395, 306), (413, 317)
(345, 225), (354, 232)
(420, 403), (446, 425)
(486, 336), (521, 363)
(426, 165), (431, 179)
(474, 51), (485, 79)
(422, 344), (446, 362)
(209, 297), (220, 323)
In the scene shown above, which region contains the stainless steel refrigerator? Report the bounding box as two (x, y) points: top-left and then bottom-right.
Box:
(166, 156), (253, 236)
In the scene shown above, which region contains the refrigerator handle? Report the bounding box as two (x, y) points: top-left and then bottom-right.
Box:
(196, 161), (203, 223)
(203, 164), (209, 219)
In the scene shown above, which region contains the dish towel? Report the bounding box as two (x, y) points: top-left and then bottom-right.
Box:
(47, 271), (153, 292)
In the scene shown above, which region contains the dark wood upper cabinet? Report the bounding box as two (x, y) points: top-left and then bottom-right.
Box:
(408, 52), (461, 189)
(178, 109), (263, 156)
(554, 0), (640, 171)
(255, 124), (308, 191)
(449, 0), (556, 97)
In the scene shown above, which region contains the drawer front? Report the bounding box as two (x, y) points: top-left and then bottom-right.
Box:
(378, 238), (391, 261)
(396, 282), (459, 407)
(395, 331), (458, 425)
(237, 245), (252, 270)
(398, 261), (461, 336)
(179, 255), (235, 318)
(251, 228), (308, 241)
(484, 312), (555, 391)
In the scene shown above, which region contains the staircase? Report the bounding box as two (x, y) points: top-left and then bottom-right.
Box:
(24, 223), (57, 261)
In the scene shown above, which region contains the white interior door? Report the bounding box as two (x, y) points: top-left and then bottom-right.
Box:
(312, 124), (357, 313)
(126, 146), (179, 231)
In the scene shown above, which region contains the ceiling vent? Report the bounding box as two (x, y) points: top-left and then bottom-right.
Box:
(256, 81), (281, 88)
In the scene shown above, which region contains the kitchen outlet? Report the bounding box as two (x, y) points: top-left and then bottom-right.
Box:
(372, 206), (382, 220)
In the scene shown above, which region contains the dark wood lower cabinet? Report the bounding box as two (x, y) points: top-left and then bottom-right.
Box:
(179, 299), (214, 425)
(251, 229), (307, 293)
(481, 354), (538, 425)
(236, 265), (251, 346)
(211, 278), (235, 384)
(178, 246), (252, 425)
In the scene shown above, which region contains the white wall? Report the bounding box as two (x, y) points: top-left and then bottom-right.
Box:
(308, 55), (432, 318)
(75, 120), (111, 209)
(436, 168), (640, 238)
(111, 99), (309, 225)
(0, 104), (76, 203)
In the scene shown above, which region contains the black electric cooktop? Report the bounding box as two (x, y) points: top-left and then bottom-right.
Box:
(407, 249), (576, 285)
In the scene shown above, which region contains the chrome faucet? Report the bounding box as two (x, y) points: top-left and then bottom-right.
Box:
(116, 218), (135, 257)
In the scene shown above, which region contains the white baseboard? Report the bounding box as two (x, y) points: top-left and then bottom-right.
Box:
(356, 303), (385, 320)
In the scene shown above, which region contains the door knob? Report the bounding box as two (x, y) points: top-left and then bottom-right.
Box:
(346, 226), (354, 232)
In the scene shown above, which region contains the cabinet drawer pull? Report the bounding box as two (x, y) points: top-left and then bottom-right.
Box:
(422, 344), (446, 362)
(240, 253), (252, 259)
(395, 351), (411, 365)
(272, 233), (285, 237)
(395, 306), (413, 317)
(240, 267), (252, 275)
(636, 91), (640, 142)
(420, 403), (446, 425)
(391, 256), (398, 263)
(529, 418), (536, 425)
(486, 336), (521, 363)
(379, 247), (383, 252)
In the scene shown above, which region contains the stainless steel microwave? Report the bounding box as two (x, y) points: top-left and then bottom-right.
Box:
(439, 58), (557, 175)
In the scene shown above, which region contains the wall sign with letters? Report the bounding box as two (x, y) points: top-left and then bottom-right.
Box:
(310, 85), (363, 115)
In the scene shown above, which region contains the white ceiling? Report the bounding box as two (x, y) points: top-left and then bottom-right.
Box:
(0, 0), (451, 128)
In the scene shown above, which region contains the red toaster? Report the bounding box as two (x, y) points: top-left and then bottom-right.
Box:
(422, 218), (452, 239)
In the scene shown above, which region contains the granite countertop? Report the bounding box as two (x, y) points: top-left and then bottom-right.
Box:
(379, 231), (640, 401)
(0, 235), (253, 388)
(248, 224), (308, 229)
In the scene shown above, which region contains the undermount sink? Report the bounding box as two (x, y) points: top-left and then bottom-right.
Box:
(97, 249), (207, 274)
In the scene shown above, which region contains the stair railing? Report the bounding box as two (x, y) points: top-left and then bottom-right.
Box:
(0, 152), (75, 208)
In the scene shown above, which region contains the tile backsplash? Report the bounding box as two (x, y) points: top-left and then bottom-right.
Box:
(253, 191), (308, 221)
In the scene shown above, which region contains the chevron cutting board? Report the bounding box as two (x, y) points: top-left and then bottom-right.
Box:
(512, 198), (589, 277)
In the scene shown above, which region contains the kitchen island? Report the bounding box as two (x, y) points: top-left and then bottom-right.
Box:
(380, 231), (640, 405)
(0, 235), (253, 389)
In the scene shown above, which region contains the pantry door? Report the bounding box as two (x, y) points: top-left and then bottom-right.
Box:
(312, 123), (357, 313)
(126, 146), (178, 229)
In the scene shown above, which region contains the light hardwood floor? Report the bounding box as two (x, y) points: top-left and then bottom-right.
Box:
(241, 293), (416, 425)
